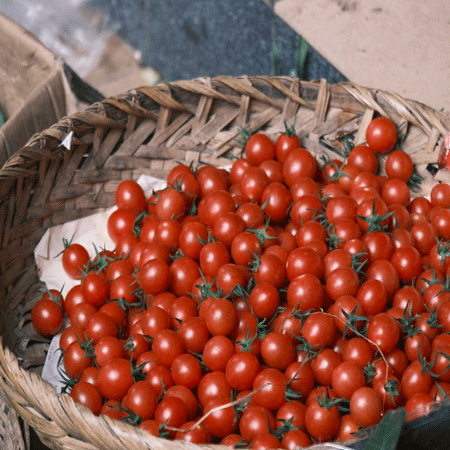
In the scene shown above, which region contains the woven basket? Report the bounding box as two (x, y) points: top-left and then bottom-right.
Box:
(0, 76), (450, 450)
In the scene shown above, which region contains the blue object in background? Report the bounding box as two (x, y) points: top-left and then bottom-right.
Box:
(87, 0), (347, 83)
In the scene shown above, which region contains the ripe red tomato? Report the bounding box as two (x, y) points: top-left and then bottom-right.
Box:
(349, 386), (383, 427)
(260, 332), (296, 370)
(331, 360), (366, 400)
(107, 208), (138, 243)
(70, 381), (103, 415)
(366, 312), (400, 353)
(170, 353), (202, 389)
(252, 367), (287, 410)
(31, 298), (63, 337)
(366, 117), (397, 153)
(84, 311), (119, 344)
(202, 396), (238, 438)
(62, 242), (90, 279)
(282, 148), (318, 187)
(115, 179), (147, 212)
(275, 129), (301, 163)
(63, 340), (93, 380)
(260, 182), (292, 222)
(401, 360), (433, 400)
(81, 272), (109, 307)
(347, 144), (378, 173)
(239, 405), (276, 440)
(302, 312), (337, 348)
(155, 396), (188, 437)
(123, 380), (158, 420)
(244, 133), (275, 165)
(385, 150), (414, 182)
(304, 395), (340, 441)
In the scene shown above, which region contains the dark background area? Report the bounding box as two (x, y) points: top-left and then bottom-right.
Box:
(86, 0), (347, 83)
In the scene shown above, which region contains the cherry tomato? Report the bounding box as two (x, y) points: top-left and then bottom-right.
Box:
(31, 298), (63, 337)
(385, 150), (414, 182)
(70, 380), (102, 415)
(115, 179), (147, 212)
(304, 395), (340, 441)
(347, 144), (378, 173)
(275, 129), (301, 163)
(97, 357), (134, 401)
(366, 117), (397, 153)
(349, 386), (383, 427)
(245, 133), (275, 165)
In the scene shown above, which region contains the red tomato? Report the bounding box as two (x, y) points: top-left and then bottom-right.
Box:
(81, 272), (109, 307)
(326, 267), (360, 302)
(62, 242), (90, 279)
(260, 182), (292, 222)
(152, 329), (185, 367)
(286, 247), (323, 281)
(366, 117), (397, 153)
(283, 148), (318, 187)
(366, 312), (400, 353)
(401, 360), (433, 400)
(430, 183), (450, 208)
(115, 179), (147, 212)
(275, 128), (301, 163)
(97, 357), (134, 401)
(385, 150), (414, 182)
(331, 360), (366, 400)
(70, 381), (102, 415)
(202, 396), (238, 438)
(349, 386), (383, 427)
(145, 364), (173, 395)
(381, 178), (411, 206)
(123, 380), (158, 420)
(248, 282), (280, 319)
(304, 395), (340, 441)
(390, 246), (422, 283)
(63, 340), (93, 380)
(284, 362), (315, 397)
(31, 298), (63, 337)
(202, 335), (235, 372)
(196, 165), (228, 197)
(240, 166), (270, 203)
(170, 353), (202, 389)
(94, 336), (125, 367)
(84, 311), (119, 344)
(302, 312), (337, 348)
(197, 370), (232, 407)
(169, 256), (200, 297)
(107, 208), (138, 243)
(356, 278), (388, 315)
(260, 332), (296, 370)
(252, 367), (287, 410)
(231, 231), (263, 267)
(347, 144), (378, 173)
(286, 273), (324, 312)
(155, 396), (188, 437)
(244, 133), (275, 165)
(239, 405), (276, 440)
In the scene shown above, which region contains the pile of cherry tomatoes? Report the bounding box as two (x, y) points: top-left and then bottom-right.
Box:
(31, 116), (450, 448)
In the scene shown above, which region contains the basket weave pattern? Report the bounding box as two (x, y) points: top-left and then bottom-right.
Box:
(0, 76), (449, 449)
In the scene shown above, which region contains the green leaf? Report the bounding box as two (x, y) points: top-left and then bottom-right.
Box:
(363, 407), (406, 450)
